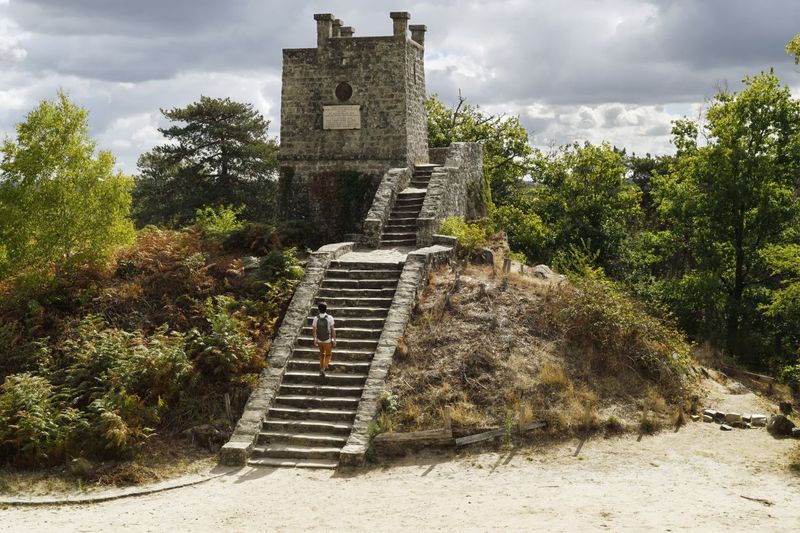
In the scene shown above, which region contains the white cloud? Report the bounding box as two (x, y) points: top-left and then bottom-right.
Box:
(0, 18), (26, 63)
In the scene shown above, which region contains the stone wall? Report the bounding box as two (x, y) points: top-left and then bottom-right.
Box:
(278, 12), (429, 241)
(417, 142), (488, 245)
(339, 244), (454, 466)
(361, 167), (412, 247)
(220, 242), (354, 466)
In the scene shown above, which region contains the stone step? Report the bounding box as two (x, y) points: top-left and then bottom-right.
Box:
(381, 232), (415, 239)
(325, 269), (404, 280)
(312, 306), (389, 318)
(381, 239), (417, 246)
(304, 316), (385, 329)
(384, 222), (417, 230)
(388, 217), (417, 224)
(313, 296), (393, 308)
(282, 370), (367, 386)
(258, 431), (348, 447)
(278, 383), (364, 398)
(292, 346), (375, 361)
(392, 207), (422, 213)
(328, 261), (403, 271)
(251, 444), (342, 460)
(287, 358), (371, 374)
(296, 336), (378, 350)
(248, 457), (338, 469)
(274, 394), (361, 409)
(300, 326), (383, 340)
(263, 418), (353, 434)
(316, 287), (397, 299)
(321, 278), (399, 290)
(394, 195), (425, 207)
(268, 405), (357, 422)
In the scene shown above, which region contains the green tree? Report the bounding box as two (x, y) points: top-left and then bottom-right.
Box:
(654, 72), (800, 361)
(133, 96), (279, 227)
(427, 94), (531, 206)
(787, 34), (800, 64)
(528, 142), (642, 271)
(0, 91), (134, 279)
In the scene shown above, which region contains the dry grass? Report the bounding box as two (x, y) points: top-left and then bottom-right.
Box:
(0, 437), (215, 496)
(383, 262), (697, 440)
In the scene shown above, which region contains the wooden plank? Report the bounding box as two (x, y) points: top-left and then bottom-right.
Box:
(373, 428), (452, 443)
(721, 365), (775, 384)
(455, 427), (506, 446)
(521, 421), (547, 432)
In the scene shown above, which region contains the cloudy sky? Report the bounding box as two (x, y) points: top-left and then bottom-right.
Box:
(1, 0), (798, 173)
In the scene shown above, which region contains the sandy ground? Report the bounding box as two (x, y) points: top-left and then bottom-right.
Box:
(3, 380), (800, 532)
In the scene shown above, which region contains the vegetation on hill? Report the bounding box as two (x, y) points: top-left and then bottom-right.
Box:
(380, 243), (696, 437)
(430, 37), (800, 383)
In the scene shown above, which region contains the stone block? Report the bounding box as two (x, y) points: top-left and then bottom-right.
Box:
(724, 413), (743, 424)
(220, 441), (251, 466)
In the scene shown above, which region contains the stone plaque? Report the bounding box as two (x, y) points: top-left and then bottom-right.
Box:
(323, 105), (361, 130)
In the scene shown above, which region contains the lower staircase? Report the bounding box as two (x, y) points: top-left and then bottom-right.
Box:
(248, 259), (403, 468)
(380, 164), (439, 247)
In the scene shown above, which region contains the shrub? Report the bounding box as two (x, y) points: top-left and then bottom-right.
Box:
(0, 373), (87, 467)
(223, 222), (283, 255)
(187, 296), (261, 382)
(194, 205), (244, 239)
(440, 216), (487, 257)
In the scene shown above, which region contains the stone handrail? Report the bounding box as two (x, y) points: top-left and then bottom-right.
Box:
(339, 243), (454, 466)
(361, 167), (412, 247)
(416, 142), (485, 246)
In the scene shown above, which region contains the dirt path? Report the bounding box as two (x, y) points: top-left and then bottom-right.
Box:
(3, 381), (799, 532)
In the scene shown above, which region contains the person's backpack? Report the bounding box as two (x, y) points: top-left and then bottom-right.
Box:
(316, 313), (331, 342)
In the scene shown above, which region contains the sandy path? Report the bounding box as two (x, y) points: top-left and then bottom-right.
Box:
(3, 383), (800, 532)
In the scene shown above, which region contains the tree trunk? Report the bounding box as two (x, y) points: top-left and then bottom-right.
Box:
(725, 213), (746, 358)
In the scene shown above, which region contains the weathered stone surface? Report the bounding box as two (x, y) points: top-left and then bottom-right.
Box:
(279, 12), (428, 238)
(792, 427), (800, 438)
(751, 414), (767, 427)
(362, 168), (412, 247)
(220, 242), (354, 466)
(720, 424), (733, 431)
(532, 264), (555, 279)
(767, 414), (796, 437)
(703, 414), (713, 423)
(340, 245), (454, 466)
(417, 143), (487, 246)
(724, 413), (743, 424)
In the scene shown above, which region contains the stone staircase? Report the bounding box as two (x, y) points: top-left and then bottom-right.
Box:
(248, 259), (403, 468)
(379, 164), (439, 247)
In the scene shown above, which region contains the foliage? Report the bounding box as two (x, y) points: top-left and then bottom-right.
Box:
(194, 205), (244, 239)
(540, 278), (694, 395)
(490, 203), (548, 263)
(187, 296), (260, 382)
(439, 216), (487, 256)
(652, 72), (800, 361)
(133, 96), (279, 228)
(0, 91), (135, 280)
(527, 142), (642, 271)
(0, 373), (87, 467)
(787, 34), (800, 64)
(427, 94), (531, 206)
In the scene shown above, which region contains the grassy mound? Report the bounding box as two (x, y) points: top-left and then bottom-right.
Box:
(382, 263), (698, 437)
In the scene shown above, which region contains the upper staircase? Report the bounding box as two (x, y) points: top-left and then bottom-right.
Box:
(379, 164), (439, 248)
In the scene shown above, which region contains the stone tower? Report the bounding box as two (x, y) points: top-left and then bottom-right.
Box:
(278, 12), (428, 243)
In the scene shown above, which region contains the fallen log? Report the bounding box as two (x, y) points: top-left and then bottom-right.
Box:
(454, 421), (546, 447)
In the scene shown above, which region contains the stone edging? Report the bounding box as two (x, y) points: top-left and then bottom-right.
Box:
(362, 167), (412, 247)
(220, 242), (355, 466)
(339, 244), (454, 466)
(0, 468), (237, 507)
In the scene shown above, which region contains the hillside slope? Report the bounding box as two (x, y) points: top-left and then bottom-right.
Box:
(382, 262), (699, 436)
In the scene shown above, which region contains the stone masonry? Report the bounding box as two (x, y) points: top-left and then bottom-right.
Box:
(221, 12), (487, 468)
(279, 12), (428, 242)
